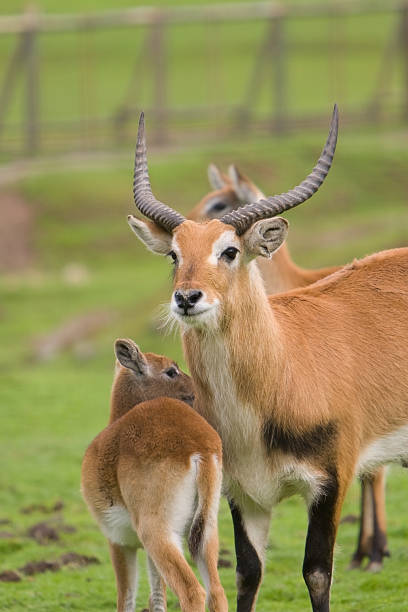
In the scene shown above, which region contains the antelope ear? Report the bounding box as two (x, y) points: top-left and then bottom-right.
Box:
(207, 163), (228, 190)
(114, 338), (149, 375)
(228, 165), (263, 204)
(243, 217), (288, 259)
(127, 215), (172, 255)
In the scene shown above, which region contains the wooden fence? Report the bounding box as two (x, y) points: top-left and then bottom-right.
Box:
(0, 1), (408, 159)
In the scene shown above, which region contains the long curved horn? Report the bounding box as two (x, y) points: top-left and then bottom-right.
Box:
(133, 113), (185, 232)
(220, 105), (339, 235)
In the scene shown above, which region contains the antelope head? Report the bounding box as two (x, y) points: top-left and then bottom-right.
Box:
(128, 107), (338, 330)
(188, 164), (264, 221)
(113, 338), (195, 410)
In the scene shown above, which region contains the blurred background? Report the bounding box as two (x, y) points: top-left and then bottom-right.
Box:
(1, 0), (408, 610)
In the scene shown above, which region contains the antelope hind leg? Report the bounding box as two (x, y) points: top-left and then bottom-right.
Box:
(109, 541), (139, 612)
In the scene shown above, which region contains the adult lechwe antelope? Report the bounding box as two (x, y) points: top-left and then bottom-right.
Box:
(127, 106), (408, 612)
(190, 165), (390, 571)
(81, 339), (228, 612)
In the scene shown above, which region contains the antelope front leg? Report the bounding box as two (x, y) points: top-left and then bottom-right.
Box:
(228, 497), (271, 612)
(303, 471), (346, 612)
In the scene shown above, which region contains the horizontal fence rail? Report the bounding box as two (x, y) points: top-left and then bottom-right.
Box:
(0, 1), (407, 160)
(0, 1), (406, 34)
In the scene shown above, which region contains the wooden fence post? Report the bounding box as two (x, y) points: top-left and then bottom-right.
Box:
(150, 18), (167, 145)
(24, 10), (39, 156)
(272, 16), (287, 134)
(0, 34), (26, 148)
(401, 3), (408, 122)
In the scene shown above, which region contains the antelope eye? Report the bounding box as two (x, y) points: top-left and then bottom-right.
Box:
(168, 250), (178, 264)
(164, 367), (178, 379)
(210, 201), (227, 213)
(221, 247), (239, 261)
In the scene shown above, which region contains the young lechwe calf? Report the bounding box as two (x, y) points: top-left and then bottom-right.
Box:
(191, 165), (390, 571)
(81, 339), (227, 612)
(127, 106), (408, 612)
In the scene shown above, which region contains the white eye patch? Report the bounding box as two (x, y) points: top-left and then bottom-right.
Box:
(207, 230), (240, 266)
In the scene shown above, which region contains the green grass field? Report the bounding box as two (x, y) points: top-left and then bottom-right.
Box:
(1, 0), (408, 609)
(1, 123), (408, 610)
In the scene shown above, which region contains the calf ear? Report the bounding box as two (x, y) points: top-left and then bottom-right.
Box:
(128, 215), (172, 255)
(114, 338), (149, 375)
(207, 163), (228, 190)
(243, 217), (288, 259)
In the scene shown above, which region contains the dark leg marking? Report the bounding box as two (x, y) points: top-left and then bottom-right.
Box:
(263, 420), (337, 459)
(229, 499), (262, 612)
(303, 469), (339, 612)
(188, 512), (205, 559)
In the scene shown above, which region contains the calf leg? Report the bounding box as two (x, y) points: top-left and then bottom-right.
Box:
(228, 497), (271, 612)
(142, 531), (206, 612)
(108, 542), (138, 612)
(147, 555), (167, 612)
(195, 523), (228, 612)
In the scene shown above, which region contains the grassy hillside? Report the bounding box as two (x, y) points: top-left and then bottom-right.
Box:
(1, 125), (408, 610)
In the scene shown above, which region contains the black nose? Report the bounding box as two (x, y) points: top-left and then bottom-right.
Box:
(174, 290), (203, 313)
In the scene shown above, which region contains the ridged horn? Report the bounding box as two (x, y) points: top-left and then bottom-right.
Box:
(220, 104), (339, 235)
(133, 113), (185, 232)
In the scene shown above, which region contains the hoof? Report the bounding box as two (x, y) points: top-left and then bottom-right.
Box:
(348, 558), (363, 570)
(365, 561), (383, 573)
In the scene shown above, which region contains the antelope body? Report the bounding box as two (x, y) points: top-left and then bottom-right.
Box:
(81, 339), (227, 612)
(127, 107), (408, 612)
(190, 163), (389, 570)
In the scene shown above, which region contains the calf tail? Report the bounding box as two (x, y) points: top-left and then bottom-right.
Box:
(188, 453), (222, 560)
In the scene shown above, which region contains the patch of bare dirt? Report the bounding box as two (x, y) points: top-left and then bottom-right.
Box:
(340, 514), (359, 524)
(2, 552), (100, 582)
(20, 560), (60, 576)
(18, 552), (99, 577)
(26, 519), (76, 545)
(0, 531), (14, 539)
(0, 570), (21, 582)
(21, 500), (64, 515)
(59, 552), (99, 568)
(0, 192), (35, 272)
(59, 524), (76, 535)
(27, 522), (60, 545)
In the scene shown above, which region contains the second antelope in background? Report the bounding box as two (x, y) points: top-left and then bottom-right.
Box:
(190, 163), (389, 571)
(81, 339), (227, 612)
